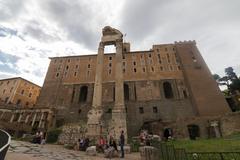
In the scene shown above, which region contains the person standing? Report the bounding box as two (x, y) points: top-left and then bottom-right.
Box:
(119, 130), (125, 158)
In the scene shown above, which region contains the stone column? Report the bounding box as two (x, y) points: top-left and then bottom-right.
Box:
(38, 112), (45, 128)
(10, 113), (15, 123)
(87, 42), (104, 137)
(110, 40), (128, 140)
(17, 113), (23, 123)
(0, 111), (5, 119)
(92, 42), (104, 108)
(31, 113), (37, 127)
(25, 114), (30, 124)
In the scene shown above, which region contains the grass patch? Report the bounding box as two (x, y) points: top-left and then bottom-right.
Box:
(167, 133), (240, 152)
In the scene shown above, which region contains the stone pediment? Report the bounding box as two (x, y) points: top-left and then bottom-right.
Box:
(102, 26), (123, 37)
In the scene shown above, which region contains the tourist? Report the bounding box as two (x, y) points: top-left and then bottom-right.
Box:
(109, 136), (118, 152)
(32, 131), (41, 144)
(40, 131), (46, 145)
(83, 137), (89, 151)
(74, 139), (81, 151)
(104, 136), (117, 158)
(79, 138), (84, 151)
(145, 135), (151, 146)
(119, 130), (125, 158)
(97, 136), (106, 153)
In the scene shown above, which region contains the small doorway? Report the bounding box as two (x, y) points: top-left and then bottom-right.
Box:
(163, 128), (173, 140)
(187, 124), (200, 140)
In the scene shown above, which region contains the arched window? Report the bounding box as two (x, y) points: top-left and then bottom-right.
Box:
(79, 86), (88, 102)
(163, 82), (174, 99)
(124, 83), (130, 101)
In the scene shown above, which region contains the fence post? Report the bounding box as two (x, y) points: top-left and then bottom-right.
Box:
(220, 153), (224, 160)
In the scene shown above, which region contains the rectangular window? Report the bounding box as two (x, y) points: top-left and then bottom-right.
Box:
(151, 67), (154, 72)
(139, 107), (144, 114)
(153, 106), (158, 113)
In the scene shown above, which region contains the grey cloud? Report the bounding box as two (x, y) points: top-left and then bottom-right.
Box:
(0, 73), (16, 80)
(0, 50), (20, 74)
(23, 20), (61, 42)
(119, 0), (240, 46)
(0, 25), (26, 41)
(0, 0), (25, 21)
(39, 0), (102, 50)
(32, 68), (45, 77)
(0, 26), (17, 37)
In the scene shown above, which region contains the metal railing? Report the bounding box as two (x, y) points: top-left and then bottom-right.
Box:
(148, 140), (240, 160)
(187, 152), (240, 160)
(0, 129), (11, 160)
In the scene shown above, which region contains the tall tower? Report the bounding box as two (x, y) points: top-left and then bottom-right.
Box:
(175, 41), (230, 116)
(87, 26), (127, 139)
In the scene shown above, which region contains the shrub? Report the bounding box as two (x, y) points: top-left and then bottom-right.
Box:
(46, 128), (62, 143)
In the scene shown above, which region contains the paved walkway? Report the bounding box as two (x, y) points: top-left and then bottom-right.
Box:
(6, 140), (140, 160)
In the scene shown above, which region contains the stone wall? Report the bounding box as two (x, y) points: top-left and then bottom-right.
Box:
(221, 112), (240, 136)
(58, 123), (87, 145)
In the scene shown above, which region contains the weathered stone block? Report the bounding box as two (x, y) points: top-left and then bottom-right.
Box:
(86, 146), (97, 156)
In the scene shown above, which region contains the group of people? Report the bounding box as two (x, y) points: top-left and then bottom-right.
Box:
(76, 137), (90, 151)
(75, 130), (125, 158)
(100, 130), (125, 158)
(32, 131), (46, 144)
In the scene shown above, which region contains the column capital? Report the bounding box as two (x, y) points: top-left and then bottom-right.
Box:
(115, 40), (122, 49)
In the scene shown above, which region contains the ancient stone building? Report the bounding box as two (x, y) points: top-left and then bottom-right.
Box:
(36, 26), (231, 139)
(0, 77), (41, 107)
(0, 77), (54, 136)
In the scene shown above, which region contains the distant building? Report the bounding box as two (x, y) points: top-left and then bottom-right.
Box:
(0, 77), (41, 107)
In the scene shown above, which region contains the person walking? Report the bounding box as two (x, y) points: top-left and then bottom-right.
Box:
(119, 130), (125, 158)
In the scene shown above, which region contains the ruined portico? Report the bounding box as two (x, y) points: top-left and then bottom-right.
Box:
(87, 26), (127, 139)
(0, 105), (55, 136)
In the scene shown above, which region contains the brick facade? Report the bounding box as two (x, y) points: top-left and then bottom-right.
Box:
(35, 27), (230, 138)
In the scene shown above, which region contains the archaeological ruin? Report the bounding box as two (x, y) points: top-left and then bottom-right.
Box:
(1, 26), (238, 140)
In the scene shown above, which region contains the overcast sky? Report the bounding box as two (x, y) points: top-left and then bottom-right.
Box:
(0, 0), (239, 86)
